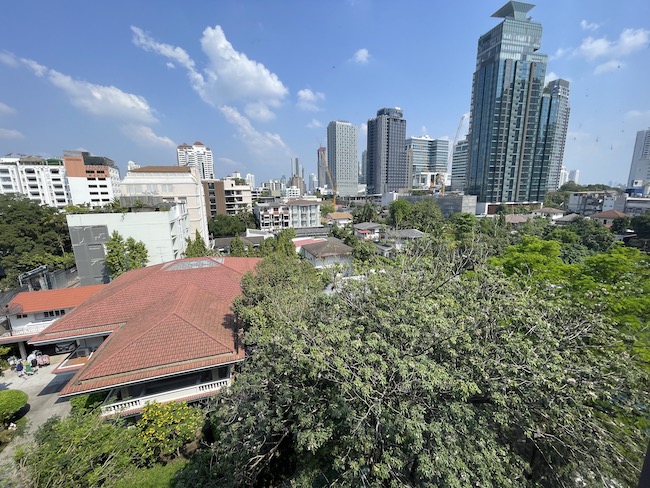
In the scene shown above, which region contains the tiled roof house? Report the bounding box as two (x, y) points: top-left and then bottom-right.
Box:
(29, 256), (260, 416)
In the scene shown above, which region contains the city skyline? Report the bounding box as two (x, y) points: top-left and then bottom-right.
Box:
(1, 0), (649, 185)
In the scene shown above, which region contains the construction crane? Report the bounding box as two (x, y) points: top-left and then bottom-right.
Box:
(317, 143), (337, 207)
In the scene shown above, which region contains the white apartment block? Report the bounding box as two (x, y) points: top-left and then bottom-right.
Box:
(63, 150), (120, 207)
(0, 157), (70, 209)
(120, 166), (210, 242)
(327, 121), (359, 197)
(255, 199), (321, 232)
(177, 141), (214, 180)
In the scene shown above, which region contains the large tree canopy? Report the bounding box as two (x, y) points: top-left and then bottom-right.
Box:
(175, 244), (648, 487)
(0, 195), (73, 289)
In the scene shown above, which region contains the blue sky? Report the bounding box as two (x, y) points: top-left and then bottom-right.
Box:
(0, 0), (648, 185)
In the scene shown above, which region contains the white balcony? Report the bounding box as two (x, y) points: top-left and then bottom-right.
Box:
(100, 377), (231, 417)
(0, 320), (55, 339)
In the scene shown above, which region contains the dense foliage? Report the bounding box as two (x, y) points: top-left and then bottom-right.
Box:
(208, 212), (256, 237)
(175, 244), (649, 486)
(184, 230), (212, 257)
(0, 195), (73, 289)
(0, 390), (28, 424)
(104, 231), (149, 279)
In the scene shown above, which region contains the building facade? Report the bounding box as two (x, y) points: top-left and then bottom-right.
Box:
(120, 166), (209, 242)
(0, 157), (70, 209)
(255, 199), (321, 232)
(450, 138), (469, 192)
(367, 107), (408, 195)
(63, 151), (120, 207)
(202, 178), (252, 218)
(466, 2), (559, 203)
(317, 146), (327, 189)
(176, 141), (214, 180)
(406, 136), (450, 189)
(327, 121), (359, 197)
(627, 129), (650, 196)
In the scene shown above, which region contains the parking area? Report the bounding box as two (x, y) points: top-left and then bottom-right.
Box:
(0, 354), (73, 464)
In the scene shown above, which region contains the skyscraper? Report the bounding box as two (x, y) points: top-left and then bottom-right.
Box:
(450, 138), (469, 192)
(327, 121), (359, 197)
(466, 2), (562, 203)
(176, 141), (214, 180)
(536, 78), (571, 193)
(317, 146), (327, 188)
(367, 107), (408, 195)
(627, 129), (650, 195)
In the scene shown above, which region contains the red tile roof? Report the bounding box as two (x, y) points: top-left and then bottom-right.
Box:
(29, 257), (260, 396)
(5, 285), (105, 315)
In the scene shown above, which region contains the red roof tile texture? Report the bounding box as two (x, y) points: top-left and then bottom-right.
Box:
(29, 257), (260, 396)
(6, 285), (105, 315)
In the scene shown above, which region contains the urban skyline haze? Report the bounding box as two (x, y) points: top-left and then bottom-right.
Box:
(0, 0), (648, 186)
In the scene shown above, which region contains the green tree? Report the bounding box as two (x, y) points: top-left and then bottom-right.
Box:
(0, 195), (73, 289)
(184, 230), (211, 257)
(611, 216), (631, 234)
(208, 214), (245, 237)
(229, 236), (246, 257)
(449, 212), (478, 240)
(353, 202), (378, 223)
(631, 211), (650, 239)
(0, 390), (28, 424)
(320, 201), (335, 218)
(273, 229), (296, 257)
(404, 198), (444, 234)
(177, 246), (648, 486)
(15, 413), (143, 487)
(387, 199), (412, 228)
(137, 402), (203, 462)
(565, 216), (614, 252)
(104, 231), (149, 279)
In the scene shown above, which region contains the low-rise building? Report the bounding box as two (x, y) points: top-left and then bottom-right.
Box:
(29, 257), (260, 417)
(326, 211), (353, 227)
(353, 222), (383, 241)
(589, 210), (630, 227)
(202, 177), (252, 218)
(255, 199), (321, 232)
(0, 156), (70, 209)
(301, 237), (353, 270)
(67, 201), (190, 285)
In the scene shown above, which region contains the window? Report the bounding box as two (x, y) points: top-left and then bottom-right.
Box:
(16, 314), (28, 319)
(43, 309), (66, 318)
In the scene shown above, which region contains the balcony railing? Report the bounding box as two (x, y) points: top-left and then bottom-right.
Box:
(100, 377), (231, 416)
(0, 320), (55, 339)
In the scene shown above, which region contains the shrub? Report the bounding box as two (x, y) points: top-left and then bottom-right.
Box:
(0, 390), (28, 424)
(69, 392), (107, 414)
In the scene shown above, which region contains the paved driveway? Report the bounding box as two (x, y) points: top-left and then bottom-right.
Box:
(0, 354), (73, 467)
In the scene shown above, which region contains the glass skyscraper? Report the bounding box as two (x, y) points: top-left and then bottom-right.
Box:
(327, 121), (359, 197)
(466, 1), (559, 203)
(367, 107), (408, 195)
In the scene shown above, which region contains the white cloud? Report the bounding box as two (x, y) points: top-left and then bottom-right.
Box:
(220, 105), (290, 157)
(121, 124), (175, 147)
(0, 102), (15, 115)
(580, 20), (600, 32)
(131, 25), (289, 117)
(625, 109), (650, 119)
(353, 48), (370, 64)
(14, 55), (157, 123)
(421, 126), (428, 135)
(297, 89), (325, 111)
(244, 101), (275, 121)
(217, 157), (239, 168)
(306, 119), (322, 129)
(578, 28), (649, 60)
(166, 62), (175, 69)
(594, 59), (624, 75)
(549, 47), (569, 61)
(359, 123), (368, 139)
(545, 71), (559, 83)
(0, 51), (18, 67)
(0, 128), (24, 139)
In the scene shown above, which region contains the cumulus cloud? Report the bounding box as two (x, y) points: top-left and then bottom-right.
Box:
(353, 48), (370, 64)
(0, 102), (15, 115)
(306, 119), (322, 129)
(121, 124), (175, 147)
(132, 25), (288, 118)
(0, 128), (24, 139)
(220, 105), (290, 157)
(549, 47), (569, 61)
(580, 20), (600, 32)
(545, 71), (559, 83)
(578, 28), (649, 60)
(359, 123), (368, 139)
(594, 60), (624, 75)
(297, 89), (325, 111)
(625, 109), (650, 119)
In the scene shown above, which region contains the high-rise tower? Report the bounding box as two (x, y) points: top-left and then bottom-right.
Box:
(177, 141), (214, 180)
(327, 121), (359, 197)
(466, 2), (557, 203)
(367, 107), (408, 195)
(627, 129), (650, 196)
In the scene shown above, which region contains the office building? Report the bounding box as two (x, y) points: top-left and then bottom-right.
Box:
(406, 136), (449, 189)
(177, 141), (214, 180)
(450, 138), (470, 192)
(466, 2), (564, 203)
(360, 149), (368, 185)
(627, 129), (650, 195)
(0, 156), (70, 209)
(367, 107), (408, 195)
(327, 121), (359, 197)
(63, 151), (120, 207)
(568, 169), (580, 184)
